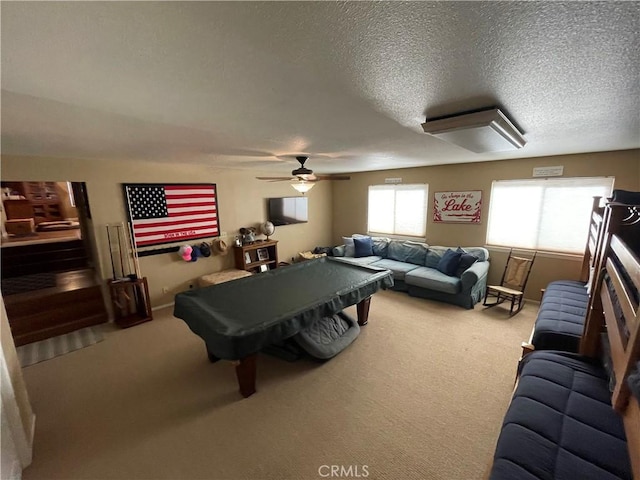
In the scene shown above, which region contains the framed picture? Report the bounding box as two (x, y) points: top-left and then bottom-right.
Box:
(244, 252), (252, 264)
(259, 265), (269, 273)
(123, 183), (219, 249)
(433, 190), (482, 223)
(257, 248), (269, 261)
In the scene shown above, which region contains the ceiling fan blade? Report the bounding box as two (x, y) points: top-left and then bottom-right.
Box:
(257, 156), (351, 183)
(314, 175), (351, 181)
(256, 176), (295, 181)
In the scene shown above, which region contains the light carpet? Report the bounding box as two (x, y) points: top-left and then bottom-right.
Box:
(17, 325), (104, 367)
(20, 290), (537, 480)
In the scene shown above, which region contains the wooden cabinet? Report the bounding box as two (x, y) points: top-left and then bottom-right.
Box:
(107, 277), (153, 328)
(4, 199), (34, 220)
(234, 240), (279, 273)
(2, 181), (63, 224)
(21, 182), (59, 202)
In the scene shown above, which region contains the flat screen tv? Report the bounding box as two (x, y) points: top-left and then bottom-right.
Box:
(268, 197), (308, 226)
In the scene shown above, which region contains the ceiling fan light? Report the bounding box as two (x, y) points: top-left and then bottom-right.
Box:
(291, 181), (315, 194)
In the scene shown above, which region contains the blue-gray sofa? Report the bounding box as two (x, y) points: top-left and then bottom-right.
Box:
(332, 236), (490, 309)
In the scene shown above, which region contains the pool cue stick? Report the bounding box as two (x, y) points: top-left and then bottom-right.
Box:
(122, 221), (145, 314)
(121, 222), (134, 277)
(127, 222), (141, 279)
(106, 225), (117, 280)
(116, 224), (125, 279)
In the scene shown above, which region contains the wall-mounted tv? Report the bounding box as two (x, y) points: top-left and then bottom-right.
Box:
(268, 197), (308, 226)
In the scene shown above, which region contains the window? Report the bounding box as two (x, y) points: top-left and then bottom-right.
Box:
(486, 177), (614, 253)
(368, 184), (428, 238)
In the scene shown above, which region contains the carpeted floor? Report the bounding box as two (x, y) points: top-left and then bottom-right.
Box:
(20, 290), (537, 480)
(17, 326), (105, 367)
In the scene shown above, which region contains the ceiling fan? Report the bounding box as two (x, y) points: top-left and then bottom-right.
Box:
(256, 156), (350, 193)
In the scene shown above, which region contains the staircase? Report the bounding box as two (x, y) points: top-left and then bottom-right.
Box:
(2, 238), (108, 346)
(4, 269), (108, 346)
(1, 238), (89, 278)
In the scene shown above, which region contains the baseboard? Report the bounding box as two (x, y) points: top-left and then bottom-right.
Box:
(152, 302), (175, 312)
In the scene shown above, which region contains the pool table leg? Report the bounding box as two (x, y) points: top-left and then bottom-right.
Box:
(357, 296), (371, 326)
(235, 354), (257, 398)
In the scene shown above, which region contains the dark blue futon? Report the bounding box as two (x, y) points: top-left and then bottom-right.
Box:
(489, 351), (632, 480)
(531, 281), (589, 352)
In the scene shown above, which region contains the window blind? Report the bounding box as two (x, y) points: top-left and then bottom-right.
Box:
(486, 177), (614, 253)
(368, 184), (428, 237)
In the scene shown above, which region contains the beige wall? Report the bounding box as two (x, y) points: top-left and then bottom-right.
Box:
(332, 149), (640, 300)
(1, 156), (333, 307)
(2, 150), (638, 307)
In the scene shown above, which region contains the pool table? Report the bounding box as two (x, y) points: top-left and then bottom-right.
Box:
(174, 257), (394, 397)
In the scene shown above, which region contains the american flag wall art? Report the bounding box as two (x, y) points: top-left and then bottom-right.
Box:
(123, 183), (219, 248)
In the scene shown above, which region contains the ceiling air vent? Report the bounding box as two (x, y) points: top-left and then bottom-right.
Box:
(421, 108), (526, 153)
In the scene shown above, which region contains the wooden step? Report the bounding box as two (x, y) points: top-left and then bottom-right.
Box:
(1, 239), (88, 278)
(13, 313), (108, 347)
(4, 269), (109, 346)
(7, 286), (106, 336)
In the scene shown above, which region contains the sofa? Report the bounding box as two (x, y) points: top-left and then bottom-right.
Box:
(332, 235), (490, 309)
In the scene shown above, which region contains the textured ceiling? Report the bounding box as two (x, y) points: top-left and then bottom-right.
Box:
(1, 1), (639, 174)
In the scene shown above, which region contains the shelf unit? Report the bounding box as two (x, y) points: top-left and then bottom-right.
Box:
(234, 240), (279, 273)
(107, 277), (153, 328)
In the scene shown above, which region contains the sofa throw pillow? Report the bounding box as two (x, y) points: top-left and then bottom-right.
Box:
(459, 246), (489, 262)
(456, 253), (478, 277)
(437, 248), (463, 276)
(425, 246), (447, 268)
(332, 245), (346, 257)
(354, 236), (374, 257)
(342, 236), (355, 257)
(342, 234), (369, 257)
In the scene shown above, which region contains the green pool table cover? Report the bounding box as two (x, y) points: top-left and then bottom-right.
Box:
(173, 257), (394, 360)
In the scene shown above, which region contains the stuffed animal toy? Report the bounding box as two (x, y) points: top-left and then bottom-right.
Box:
(239, 227), (257, 244)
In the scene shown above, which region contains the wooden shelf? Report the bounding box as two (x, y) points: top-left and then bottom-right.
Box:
(108, 277), (153, 328)
(234, 240), (279, 273)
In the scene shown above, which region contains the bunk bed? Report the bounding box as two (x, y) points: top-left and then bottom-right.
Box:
(488, 201), (640, 480)
(522, 196), (606, 354)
